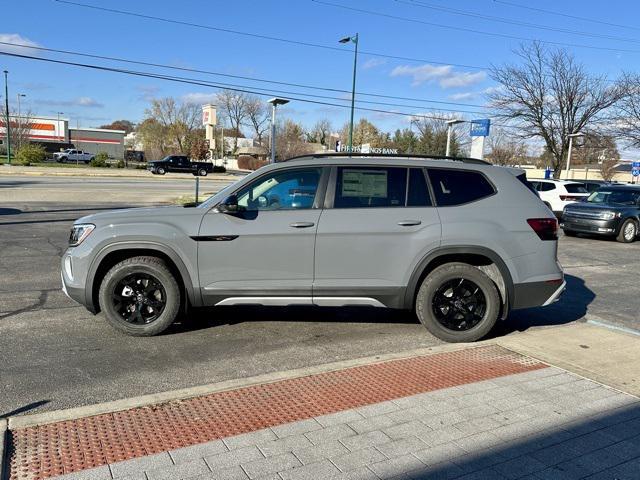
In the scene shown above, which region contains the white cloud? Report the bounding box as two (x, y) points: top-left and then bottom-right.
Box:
(182, 92), (217, 104)
(448, 92), (476, 101)
(0, 33), (40, 55)
(36, 97), (104, 108)
(390, 64), (486, 89)
(362, 58), (387, 70)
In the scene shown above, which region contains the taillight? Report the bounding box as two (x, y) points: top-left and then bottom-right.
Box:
(527, 218), (558, 241)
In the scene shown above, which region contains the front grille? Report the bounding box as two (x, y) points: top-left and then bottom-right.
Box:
(563, 209), (607, 220)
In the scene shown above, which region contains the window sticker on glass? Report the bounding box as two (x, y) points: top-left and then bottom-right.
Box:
(342, 169), (388, 198)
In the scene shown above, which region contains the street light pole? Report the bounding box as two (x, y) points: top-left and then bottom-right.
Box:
(267, 97), (289, 164)
(339, 33), (358, 153)
(16, 93), (25, 149)
(3, 70), (10, 164)
(445, 119), (465, 157)
(565, 133), (583, 180)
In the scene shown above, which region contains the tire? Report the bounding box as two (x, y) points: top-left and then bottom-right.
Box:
(563, 229), (578, 237)
(616, 219), (637, 243)
(198, 168), (208, 177)
(98, 256), (181, 336)
(415, 262), (501, 343)
(157, 167), (166, 175)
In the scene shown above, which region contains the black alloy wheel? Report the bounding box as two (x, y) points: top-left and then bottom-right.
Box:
(112, 273), (166, 325)
(431, 278), (486, 332)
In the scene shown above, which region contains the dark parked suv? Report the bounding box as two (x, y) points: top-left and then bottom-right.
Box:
(561, 185), (640, 242)
(62, 154), (564, 342)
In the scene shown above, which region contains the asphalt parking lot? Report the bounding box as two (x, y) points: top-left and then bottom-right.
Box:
(1, 174), (639, 418)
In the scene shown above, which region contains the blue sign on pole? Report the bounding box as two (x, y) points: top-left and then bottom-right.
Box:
(470, 119), (491, 137)
(632, 161), (640, 177)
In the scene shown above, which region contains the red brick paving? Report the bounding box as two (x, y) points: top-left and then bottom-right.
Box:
(8, 345), (546, 480)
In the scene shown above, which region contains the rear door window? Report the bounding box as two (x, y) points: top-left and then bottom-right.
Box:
(427, 168), (495, 206)
(335, 167), (407, 208)
(407, 168), (432, 207)
(539, 182), (556, 191)
(565, 183), (588, 194)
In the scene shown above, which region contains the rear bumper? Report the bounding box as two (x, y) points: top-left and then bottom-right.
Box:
(512, 279), (565, 309)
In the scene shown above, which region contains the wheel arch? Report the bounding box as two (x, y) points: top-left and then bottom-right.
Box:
(86, 242), (200, 314)
(404, 246), (514, 318)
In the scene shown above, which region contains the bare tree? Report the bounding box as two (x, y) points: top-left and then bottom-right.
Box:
(599, 157), (618, 182)
(485, 128), (528, 166)
(615, 73), (640, 148)
(145, 98), (201, 154)
(309, 119), (332, 145)
(276, 119), (316, 160)
(245, 96), (270, 146)
(489, 42), (624, 178)
(0, 106), (35, 153)
(216, 90), (249, 151)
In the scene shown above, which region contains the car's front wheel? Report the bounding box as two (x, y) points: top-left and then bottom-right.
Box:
(617, 219), (637, 243)
(198, 168), (208, 177)
(415, 262), (500, 343)
(98, 256), (180, 336)
(157, 167), (166, 175)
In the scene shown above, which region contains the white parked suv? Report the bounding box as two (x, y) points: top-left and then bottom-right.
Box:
(529, 179), (589, 217)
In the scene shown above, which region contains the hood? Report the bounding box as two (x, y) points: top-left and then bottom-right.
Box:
(564, 201), (629, 212)
(74, 205), (202, 225)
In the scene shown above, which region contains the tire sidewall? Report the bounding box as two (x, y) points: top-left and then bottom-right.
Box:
(199, 169), (208, 176)
(416, 263), (500, 343)
(99, 259), (180, 336)
(158, 167), (165, 175)
(617, 219), (637, 243)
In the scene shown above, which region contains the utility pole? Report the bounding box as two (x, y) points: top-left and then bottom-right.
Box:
(3, 70), (11, 164)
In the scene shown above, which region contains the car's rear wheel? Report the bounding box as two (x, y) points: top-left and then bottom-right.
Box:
(198, 168), (208, 177)
(98, 256), (180, 336)
(617, 219), (637, 243)
(415, 262), (500, 343)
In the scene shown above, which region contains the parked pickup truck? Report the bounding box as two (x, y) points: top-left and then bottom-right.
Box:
(53, 149), (96, 164)
(147, 155), (217, 176)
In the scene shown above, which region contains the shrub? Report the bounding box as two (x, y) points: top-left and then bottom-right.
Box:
(15, 144), (46, 166)
(115, 159), (125, 169)
(90, 151), (110, 168)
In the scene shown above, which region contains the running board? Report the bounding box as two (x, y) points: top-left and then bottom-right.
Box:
(214, 296), (386, 307)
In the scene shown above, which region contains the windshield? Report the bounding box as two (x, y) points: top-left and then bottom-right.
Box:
(587, 190), (640, 206)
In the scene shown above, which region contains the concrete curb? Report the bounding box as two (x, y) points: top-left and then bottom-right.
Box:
(0, 168), (237, 181)
(8, 341), (475, 430)
(0, 418), (8, 480)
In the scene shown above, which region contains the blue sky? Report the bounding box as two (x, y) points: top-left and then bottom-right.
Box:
(2, 0), (640, 155)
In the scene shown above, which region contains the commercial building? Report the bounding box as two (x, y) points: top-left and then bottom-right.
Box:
(0, 115), (126, 158)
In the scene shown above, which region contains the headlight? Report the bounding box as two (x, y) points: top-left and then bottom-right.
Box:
(599, 212), (619, 220)
(69, 223), (95, 246)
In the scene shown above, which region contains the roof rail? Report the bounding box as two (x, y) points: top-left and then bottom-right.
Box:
(281, 152), (491, 165)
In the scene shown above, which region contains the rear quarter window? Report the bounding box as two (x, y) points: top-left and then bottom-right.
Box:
(565, 184), (588, 194)
(427, 168), (495, 206)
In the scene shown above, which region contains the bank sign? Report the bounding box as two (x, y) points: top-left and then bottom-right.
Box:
(337, 143), (399, 154)
(470, 119), (491, 137)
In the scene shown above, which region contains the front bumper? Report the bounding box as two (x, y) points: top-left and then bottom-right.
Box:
(561, 216), (620, 236)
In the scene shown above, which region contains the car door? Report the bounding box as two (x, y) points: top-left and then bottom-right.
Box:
(313, 166), (441, 307)
(197, 166), (328, 306)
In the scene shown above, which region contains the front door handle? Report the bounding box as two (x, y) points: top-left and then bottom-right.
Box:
(289, 222), (315, 228)
(397, 220), (422, 226)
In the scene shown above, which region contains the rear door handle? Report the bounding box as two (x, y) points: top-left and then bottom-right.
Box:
(289, 222), (315, 228)
(397, 220), (422, 226)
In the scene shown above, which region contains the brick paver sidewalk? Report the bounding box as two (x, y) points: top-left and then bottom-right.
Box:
(6, 345), (640, 480)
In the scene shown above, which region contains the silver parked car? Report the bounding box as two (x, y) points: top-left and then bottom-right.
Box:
(61, 154), (564, 342)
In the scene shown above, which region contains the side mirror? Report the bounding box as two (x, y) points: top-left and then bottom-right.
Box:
(220, 194), (239, 213)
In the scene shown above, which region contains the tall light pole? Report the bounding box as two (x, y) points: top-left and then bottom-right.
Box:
(16, 93), (25, 149)
(445, 119), (465, 157)
(565, 132), (584, 180)
(267, 97), (289, 163)
(3, 70), (10, 164)
(339, 33), (358, 153)
(57, 112), (64, 142)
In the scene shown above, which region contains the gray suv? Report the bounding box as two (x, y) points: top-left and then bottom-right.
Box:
(61, 154), (564, 342)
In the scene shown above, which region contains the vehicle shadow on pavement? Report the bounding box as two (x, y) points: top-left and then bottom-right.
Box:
(0, 400), (49, 419)
(493, 274), (595, 337)
(169, 305), (419, 334)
